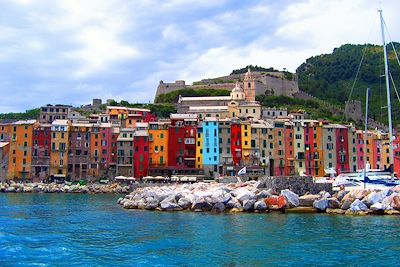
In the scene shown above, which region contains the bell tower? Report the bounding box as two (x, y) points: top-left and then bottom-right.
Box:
(243, 68), (255, 102)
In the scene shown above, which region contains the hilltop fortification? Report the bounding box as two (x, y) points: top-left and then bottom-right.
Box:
(155, 71), (300, 101)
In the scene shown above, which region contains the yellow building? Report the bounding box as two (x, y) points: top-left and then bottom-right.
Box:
(7, 120), (35, 180)
(241, 121), (251, 165)
(196, 126), (203, 169)
(50, 120), (70, 178)
(148, 121), (169, 171)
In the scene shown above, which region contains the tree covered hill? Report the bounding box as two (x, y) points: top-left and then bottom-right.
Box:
(296, 43), (400, 125)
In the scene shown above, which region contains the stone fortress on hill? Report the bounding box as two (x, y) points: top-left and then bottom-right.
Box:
(155, 69), (300, 100)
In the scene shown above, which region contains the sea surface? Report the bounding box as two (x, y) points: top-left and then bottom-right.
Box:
(0, 194), (399, 267)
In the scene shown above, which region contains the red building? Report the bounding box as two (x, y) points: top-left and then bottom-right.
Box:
(133, 131), (149, 179)
(100, 124), (113, 170)
(167, 114), (199, 175)
(335, 126), (349, 174)
(183, 126), (196, 169)
(231, 122), (242, 166)
(31, 123), (51, 181)
(168, 125), (185, 169)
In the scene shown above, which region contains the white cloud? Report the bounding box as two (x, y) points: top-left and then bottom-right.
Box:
(1, 0), (400, 112)
(64, 27), (138, 77)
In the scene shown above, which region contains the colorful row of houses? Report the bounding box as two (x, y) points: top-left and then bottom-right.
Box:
(1, 106), (399, 181)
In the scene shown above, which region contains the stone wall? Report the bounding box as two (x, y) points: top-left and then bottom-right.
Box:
(154, 71), (300, 101)
(260, 176), (333, 195)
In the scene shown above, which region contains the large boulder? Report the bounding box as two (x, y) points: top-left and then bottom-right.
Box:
(254, 200), (267, 212)
(191, 198), (212, 212)
(313, 198), (329, 211)
(280, 189), (299, 208)
(233, 187), (256, 203)
(299, 194), (320, 207)
(256, 189), (273, 200)
(160, 196), (182, 211)
(207, 190), (231, 205)
(336, 190), (347, 202)
(264, 195), (286, 210)
(341, 199), (353, 210)
(392, 196), (400, 211)
(364, 190), (391, 206)
(254, 180), (265, 189)
(243, 199), (256, 212)
(123, 200), (137, 209)
(319, 191), (331, 199)
(370, 202), (384, 211)
(327, 197), (341, 209)
(381, 193), (398, 210)
(177, 197), (191, 210)
(212, 202), (225, 213)
(225, 198), (242, 210)
(349, 199), (369, 212)
(145, 197), (159, 210)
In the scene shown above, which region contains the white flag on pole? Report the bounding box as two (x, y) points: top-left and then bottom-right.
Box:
(238, 166), (246, 175)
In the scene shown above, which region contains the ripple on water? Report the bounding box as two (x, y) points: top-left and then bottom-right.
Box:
(0, 194), (399, 266)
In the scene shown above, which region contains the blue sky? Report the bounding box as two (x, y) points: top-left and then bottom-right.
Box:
(1, 0), (399, 113)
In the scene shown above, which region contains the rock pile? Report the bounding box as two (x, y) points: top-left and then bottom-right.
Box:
(0, 181), (130, 194)
(118, 182), (400, 215)
(119, 181), (294, 212)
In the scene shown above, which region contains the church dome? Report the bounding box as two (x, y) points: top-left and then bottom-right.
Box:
(231, 81), (243, 93)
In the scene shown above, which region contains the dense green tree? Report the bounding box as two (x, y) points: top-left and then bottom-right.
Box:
(296, 43), (400, 125)
(0, 108), (40, 120)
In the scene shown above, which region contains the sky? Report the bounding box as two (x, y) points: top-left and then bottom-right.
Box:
(1, 0), (399, 113)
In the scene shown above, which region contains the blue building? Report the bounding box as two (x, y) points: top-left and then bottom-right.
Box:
(202, 119), (219, 172)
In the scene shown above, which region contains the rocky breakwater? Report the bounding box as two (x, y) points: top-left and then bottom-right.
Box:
(303, 186), (400, 215)
(118, 181), (400, 215)
(0, 181), (130, 194)
(118, 181), (301, 213)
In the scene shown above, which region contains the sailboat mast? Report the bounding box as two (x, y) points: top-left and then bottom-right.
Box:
(363, 88), (370, 189)
(379, 9), (394, 177)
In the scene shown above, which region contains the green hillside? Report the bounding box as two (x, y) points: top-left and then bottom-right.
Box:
(0, 108), (40, 120)
(296, 43), (400, 125)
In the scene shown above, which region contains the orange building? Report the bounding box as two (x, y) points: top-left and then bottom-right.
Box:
(106, 106), (151, 127)
(50, 120), (70, 178)
(7, 120), (35, 180)
(314, 122), (325, 177)
(148, 121), (169, 175)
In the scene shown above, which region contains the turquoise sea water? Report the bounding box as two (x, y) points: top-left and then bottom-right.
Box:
(0, 194), (399, 266)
